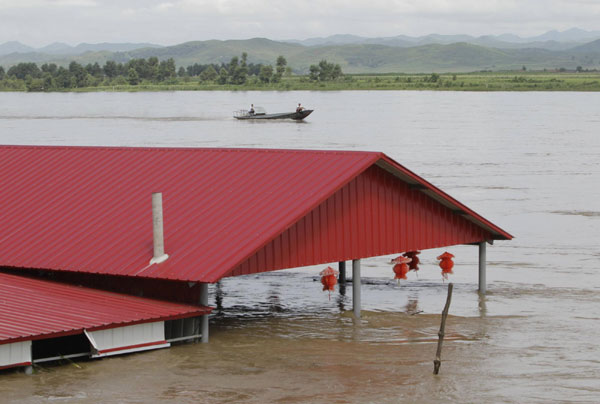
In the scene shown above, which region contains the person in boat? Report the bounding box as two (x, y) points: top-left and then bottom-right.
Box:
(296, 103), (304, 113)
(248, 104), (255, 115)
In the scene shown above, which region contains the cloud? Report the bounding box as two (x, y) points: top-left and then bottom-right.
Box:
(1, 0), (600, 46)
(0, 0), (97, 8)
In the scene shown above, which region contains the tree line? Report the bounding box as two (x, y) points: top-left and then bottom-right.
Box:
(0, 54), (344, 91)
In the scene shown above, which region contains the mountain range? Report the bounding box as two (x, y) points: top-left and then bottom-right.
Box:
(284, 28), (600, 50)
(0, 41), (162, 56)
(2, 28), (600, 73)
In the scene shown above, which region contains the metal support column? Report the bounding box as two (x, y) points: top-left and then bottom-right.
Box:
(479, 242), (487, 295)
(338, 261), (346, 284)
(200, 282), (209, 343)
(352, 259), (361, 318)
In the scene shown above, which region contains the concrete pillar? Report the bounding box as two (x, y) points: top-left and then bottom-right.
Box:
(352, 259), (361, 318)
(479, 242), (487, 295)
(150, 193), (169, 265)
(200, 282), (209, 343)
(338, 261), (346, 284)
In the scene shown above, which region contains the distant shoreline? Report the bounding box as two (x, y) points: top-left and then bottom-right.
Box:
(2, 72), (600, 92)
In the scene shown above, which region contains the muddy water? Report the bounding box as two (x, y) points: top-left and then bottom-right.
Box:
(1, 91), (599, 403)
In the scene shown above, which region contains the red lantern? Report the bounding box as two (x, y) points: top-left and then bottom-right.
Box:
(437, 252), (455, 280)
(319, 266), (339, 299)
(403, 251), (421, 272)
(391, 256), (411, 282)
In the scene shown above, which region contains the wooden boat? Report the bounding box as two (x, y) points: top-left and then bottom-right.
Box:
(234, 106), (313, 121)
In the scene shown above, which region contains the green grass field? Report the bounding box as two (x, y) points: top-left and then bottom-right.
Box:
(3, 71), (600, 92)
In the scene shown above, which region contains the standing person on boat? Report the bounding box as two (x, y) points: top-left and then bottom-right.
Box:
(248, 104), (255, 115)
(296, 103), (304, 113)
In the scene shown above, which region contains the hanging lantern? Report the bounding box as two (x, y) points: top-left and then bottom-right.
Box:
(391, 256), (412, 282)
(437, 252), (455, 280)
(403, 251), (421, 272)
(319, 266), (339, 299)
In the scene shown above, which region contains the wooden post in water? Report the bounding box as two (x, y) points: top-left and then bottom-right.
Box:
(433, 282), (453, 375)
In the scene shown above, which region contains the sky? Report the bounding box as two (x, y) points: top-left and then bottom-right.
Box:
(1, 0), (600, 47)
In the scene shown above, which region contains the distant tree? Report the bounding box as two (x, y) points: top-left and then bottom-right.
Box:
(200, 65), (218, 82)
(331, 63), (342, 79)
(127, 68), (140, 85)
(40, 63), (58, 75)
(55, 66), (72, 88)
(228, 54), (248, 84)
(247, 62), (263, 76)
(157, 58), (176, 81)
(0, 66), (4, 80)
(309, 64), (320, 81)
(103, 61), (118, 78)
(522, 65), (527, 71)
(273, 55), (287, 82)
(177, 66), (186, 77)
(308, 60), (343, 81)
(228, 56), (238, 83)
(42, 72), (54, 90)
(218, 67), (228, 84)
(69, 62), (89, 87)
(25, 76), (45, 92)
(85, 62), (103, 78)
(126, 59), (147, 80)
(7, 63), (41, 80)
(576, 66), (583, 73)
(427, 73), (440, 83)
(237, 52), (248, 84)
(259, 65), (273, 83)
(147, 57), (159, 81)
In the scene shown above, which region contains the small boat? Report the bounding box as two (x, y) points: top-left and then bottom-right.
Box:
(234, 106), (313, 121)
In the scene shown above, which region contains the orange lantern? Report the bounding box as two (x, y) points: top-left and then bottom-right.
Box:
(319, 266), (339, 299)
(437, 252), (455, 280)
(403, 251), (421, 272)
(391, 256), (412, 282)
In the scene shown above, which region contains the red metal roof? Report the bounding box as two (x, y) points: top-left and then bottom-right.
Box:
(0, 272), (210, 345)
(0, 146), (511, 283)
(226, 164), (502, 277)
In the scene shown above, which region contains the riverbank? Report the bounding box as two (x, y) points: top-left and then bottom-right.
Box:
(2, 71), (600, 92)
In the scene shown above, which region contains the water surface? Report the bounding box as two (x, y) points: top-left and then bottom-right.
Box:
(1, 91), (599, 403)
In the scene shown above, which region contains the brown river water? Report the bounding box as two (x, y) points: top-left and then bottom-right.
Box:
(0, 91), (599, 403)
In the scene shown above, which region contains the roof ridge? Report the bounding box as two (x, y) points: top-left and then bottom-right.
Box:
(0, 145), (384, 156)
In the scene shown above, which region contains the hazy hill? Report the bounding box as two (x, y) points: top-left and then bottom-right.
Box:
(117, 38), (304, 66)
(285, 29), (600, 51)
(1, 37), (600, 73)
(0, 41), (35, 55)
(286, 43), (584, 73)
(0, 41), (162, 56)
(570, 39), (600, 53)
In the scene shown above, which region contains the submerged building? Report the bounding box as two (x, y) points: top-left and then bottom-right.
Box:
(0, 146), (512, 371)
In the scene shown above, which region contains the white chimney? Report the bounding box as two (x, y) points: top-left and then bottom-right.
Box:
(150, 192), (169, 265)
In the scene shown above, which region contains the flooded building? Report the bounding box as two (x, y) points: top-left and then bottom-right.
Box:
(0, 145), (512, 371)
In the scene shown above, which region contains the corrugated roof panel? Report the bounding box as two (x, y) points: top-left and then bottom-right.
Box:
(226, 165), (492, 277)
(0, 272), (210, 345)
(0, 146), (511, 283)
